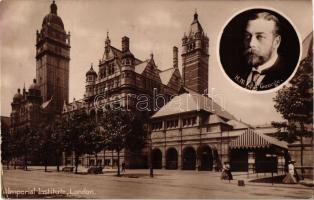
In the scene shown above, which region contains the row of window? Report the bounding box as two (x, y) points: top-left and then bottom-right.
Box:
(182, 117), (197, 127)
(152, 122), (162, 130)
(99, 63), (115, 78)
(166, 119), (178, 129)
(152, 117), (197, 130)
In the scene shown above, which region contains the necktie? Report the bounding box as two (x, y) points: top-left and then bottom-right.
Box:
(246, 71), (260, 90)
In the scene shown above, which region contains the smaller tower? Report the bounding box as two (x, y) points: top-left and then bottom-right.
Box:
(27, 79), (43, 125)
(181, 11), (209, 94)
(85, 63), (97, 97)
(11, 88), (23, 127)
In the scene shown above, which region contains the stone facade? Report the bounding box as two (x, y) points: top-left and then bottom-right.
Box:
(150, 90), (250, 170)
(182, 12), (209, 94)
(9, 1), (70, 165)
(36, 0), (71, 114)
(62, 24), (184, 169)
(10, 80), (43, 131)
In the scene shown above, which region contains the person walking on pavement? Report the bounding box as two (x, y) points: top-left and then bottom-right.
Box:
(221, 162), (233, 180)
(121, 162), (126, 173)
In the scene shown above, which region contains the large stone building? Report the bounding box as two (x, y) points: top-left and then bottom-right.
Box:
(9, 1), (306, 173)
(149, 11), (292, 172)
(10, 1), (70, 132)
(62, 24), (183, 168)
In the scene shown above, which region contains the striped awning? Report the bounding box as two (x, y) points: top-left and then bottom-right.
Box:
(230, 129), (288, 149)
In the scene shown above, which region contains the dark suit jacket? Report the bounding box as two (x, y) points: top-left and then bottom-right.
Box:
(231, 56), (292, 91)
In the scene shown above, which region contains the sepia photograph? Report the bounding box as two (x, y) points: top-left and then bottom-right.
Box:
(0, 0), (313, 199)
(219, 8), (301, 92)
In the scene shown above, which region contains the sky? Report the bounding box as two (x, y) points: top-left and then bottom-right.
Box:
(0, 0), (312, 125)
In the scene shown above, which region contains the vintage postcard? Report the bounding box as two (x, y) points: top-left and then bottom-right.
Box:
(1, 0), (313, 199)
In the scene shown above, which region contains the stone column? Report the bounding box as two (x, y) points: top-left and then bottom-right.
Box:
(178, 148), (182, 170)
(162, 147), (166, 169)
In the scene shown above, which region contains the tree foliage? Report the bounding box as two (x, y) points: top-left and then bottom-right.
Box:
(272, 44), (313, 142)
(1, 120), (12, 169)
(63, 111), (97, 173)
(100, 109), (146, 176)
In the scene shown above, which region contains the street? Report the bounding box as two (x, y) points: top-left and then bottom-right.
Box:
(2, 167), (313, 199)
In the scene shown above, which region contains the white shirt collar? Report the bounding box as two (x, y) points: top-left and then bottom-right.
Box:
(253, 53), (278, 73)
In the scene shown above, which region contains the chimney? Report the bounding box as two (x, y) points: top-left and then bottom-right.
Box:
(122, 36), (130, 53)
(173, 46), (178, 68)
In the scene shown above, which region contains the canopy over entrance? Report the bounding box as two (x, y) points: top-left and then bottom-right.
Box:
(230, 129), (288, 150)
(229, 129), (289, 173)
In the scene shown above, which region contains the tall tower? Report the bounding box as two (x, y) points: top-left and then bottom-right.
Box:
(182, 12), (209, 94)
(36, 1), (70, 113)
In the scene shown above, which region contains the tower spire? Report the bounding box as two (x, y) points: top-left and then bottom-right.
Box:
(105, 31), (111, 47)
(50, 0), (57, 14)
(194, 9), (198, 21)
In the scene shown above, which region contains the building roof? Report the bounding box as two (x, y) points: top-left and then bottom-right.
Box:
(227, 119), (251, 129)
(151, 90), (236, 120)
(42, 1), (64, 30)
(159, 68), (175, 85)
(86, 65), (97, 76)
(63, 99), (85, 112)
(134, 60), (149, 74)
(189, 12), (203, 36)
(230, 129), (288, 149)
(208, 114), (228, 124)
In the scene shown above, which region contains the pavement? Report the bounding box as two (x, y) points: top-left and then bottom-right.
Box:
(2, 166), (313, 199)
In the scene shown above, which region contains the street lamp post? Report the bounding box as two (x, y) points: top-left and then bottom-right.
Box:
(146, 123), (154, 177)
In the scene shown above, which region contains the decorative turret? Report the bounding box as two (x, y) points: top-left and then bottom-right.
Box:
(105, 32), (111, 55)
(13, 88), (23, 103)
(85, 63), (97, 97)
(28, 79), (41, 97)
(181, 11), (209, 95)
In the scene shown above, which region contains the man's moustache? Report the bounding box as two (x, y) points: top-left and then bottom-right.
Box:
(244, 48), (259, 56)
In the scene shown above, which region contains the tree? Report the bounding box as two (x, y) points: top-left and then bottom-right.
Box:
(85, 126), (107, 166)
(1, 120), (12, 169)
(51, 117), (67, 172)
(15, 125), (40, 170)
(63, 111), (96, 173)
(100, 109), (146, 176)
(273, 42), (313, 175)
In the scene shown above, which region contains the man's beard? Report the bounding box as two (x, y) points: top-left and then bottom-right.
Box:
(244, 48), (271, 67)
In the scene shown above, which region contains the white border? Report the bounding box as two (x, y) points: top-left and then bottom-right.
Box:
(216, 6), (303, 94)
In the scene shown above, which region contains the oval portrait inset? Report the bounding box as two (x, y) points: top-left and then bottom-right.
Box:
(219, 8), (300, 92)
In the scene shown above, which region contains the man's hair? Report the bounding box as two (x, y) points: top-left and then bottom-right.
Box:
(247, 11), (280, 35)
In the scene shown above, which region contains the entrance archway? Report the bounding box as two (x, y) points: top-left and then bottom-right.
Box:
(166, 148), (178, 169)
(182, 146), (196, 170)
(197, 145), (213, 171)
(152, 148), (162, 169)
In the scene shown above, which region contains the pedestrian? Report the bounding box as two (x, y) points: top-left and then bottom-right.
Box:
(225, 162), (233, 180)
(283, 160), (297, 184)
(221, 162), (233, 180)
(121, 162), (126, 173)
